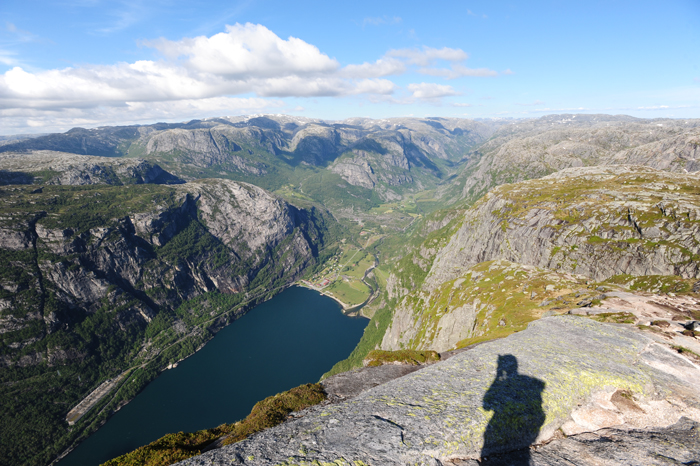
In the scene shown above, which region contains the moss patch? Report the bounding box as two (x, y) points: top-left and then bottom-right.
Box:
(591, 312), (637, 324)
(220, 383), (326, 446)
(363, 349), (440, 367)
(101, 383), (326, 466)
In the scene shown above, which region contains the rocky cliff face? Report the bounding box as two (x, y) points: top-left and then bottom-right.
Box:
(0, 178), (320, 367)
(0, 178), (333, 466)
(175, 316), (700, 465)
(429, 165), (700, 288)
(379, 165), (700, 352)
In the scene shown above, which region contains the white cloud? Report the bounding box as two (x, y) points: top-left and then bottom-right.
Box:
(145, 23), (339, 78)
(452, 103), (473, 107)
(387, 46), (468, 66)
(0, 23), (399, 115)
(0, 22), (504, 132)
(0, 49), (20, 66)
(253, 76), (395, 97)
(420, 64), (498, 79)
(340, 58), (405, 78)
(407, 82), (461, 100)
(385, 46), (498, 79)
(0, 96), (285, 134)
(503, 69), (514, 75)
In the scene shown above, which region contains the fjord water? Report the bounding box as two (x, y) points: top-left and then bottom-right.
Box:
(58, 286), (367, 466)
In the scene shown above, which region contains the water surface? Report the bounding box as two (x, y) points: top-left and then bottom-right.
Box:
(58, 286), (367, 466)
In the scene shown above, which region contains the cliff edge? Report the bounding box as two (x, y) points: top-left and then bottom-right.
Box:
(176, 316), (700, 465)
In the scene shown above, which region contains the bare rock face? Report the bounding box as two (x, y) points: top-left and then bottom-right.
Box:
(181, 180), (296, 255)
(175, 316), (700, 465)
(381, 260), (589, 352)
(0, 179), (323, 368)
(456, 115), (700, 203)
(427, 165), (700, 291)
(141, 127), (266, 174)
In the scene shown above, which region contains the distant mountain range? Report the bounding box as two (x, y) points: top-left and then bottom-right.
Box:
(2, 113), (700, 466)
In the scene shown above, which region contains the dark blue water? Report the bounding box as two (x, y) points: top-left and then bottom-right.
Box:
(58, 286), (367, 466)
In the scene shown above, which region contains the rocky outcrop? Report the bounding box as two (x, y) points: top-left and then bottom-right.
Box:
(0, 151), (181, 185)
(381, 260), (589, 352)
(458, 417), (700, 465)
(176, 316), (700, 465)
(427, 166), (700, 291)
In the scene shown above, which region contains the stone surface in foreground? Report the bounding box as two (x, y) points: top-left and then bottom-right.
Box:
(177, 316), (700, 465)
(460, 417), (700, 466)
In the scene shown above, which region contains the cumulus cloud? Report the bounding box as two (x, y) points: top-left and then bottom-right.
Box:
(408, 82), (461, 100)
(0, 23), (502, 132)
(0, 24), (398, 116)
(452, 102), (473, 107)
(145, 23), (339, 78)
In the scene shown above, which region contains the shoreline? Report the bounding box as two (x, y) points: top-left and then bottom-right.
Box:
(296, 282), (370, 316)
(52, 283), (296, 466)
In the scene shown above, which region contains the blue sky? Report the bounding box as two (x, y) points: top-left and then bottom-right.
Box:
(1, 0), (699, 134)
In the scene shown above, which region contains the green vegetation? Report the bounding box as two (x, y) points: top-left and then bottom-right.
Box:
(605, 274), (693, 294)
(303, 243), (376, 308)
(363, 349), (440, 367)
(220, 383), (326, 446)
(101, 424), (232, 466)
(101, 384), (326, 466)
(590, 312), (637, 324)
(322, 301), (394, 378)
(325, 280), (370, 306)
(671, 345), (700, 362)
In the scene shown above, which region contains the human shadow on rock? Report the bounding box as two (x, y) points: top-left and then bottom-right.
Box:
(479, 354), (545, 465)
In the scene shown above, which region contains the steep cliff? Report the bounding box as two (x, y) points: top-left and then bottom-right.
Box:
(429, 165), (700, 288)
(380, 165), (700, 352)
(175, 316), (700, 465)
(0, 178), (334, 466)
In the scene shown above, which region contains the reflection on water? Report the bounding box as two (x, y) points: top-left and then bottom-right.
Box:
(58, 286), (367, 466)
